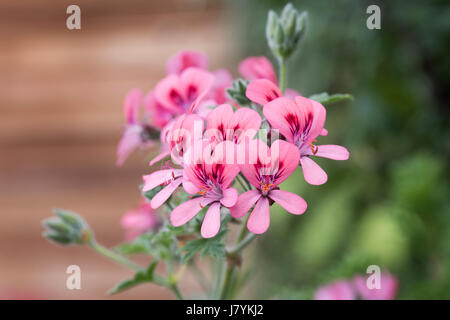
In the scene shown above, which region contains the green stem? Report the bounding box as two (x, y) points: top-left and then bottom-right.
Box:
(89, 240), (142, 272)
(189, 260), (210, 293)
(219, 263), (235, 299)
(227, 232), (257, 257)
(90, 240), (184, 299)
(169, 283), (184, 300)
(278, 58), (287, 93)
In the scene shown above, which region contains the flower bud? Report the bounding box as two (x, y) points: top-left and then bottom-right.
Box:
(42, 209), (92, 246)
(265, 3), (308, 61)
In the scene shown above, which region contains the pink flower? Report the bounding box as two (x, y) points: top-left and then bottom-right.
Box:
(154, 67), (214, 114)
(205, 104), (261, 146)
(230, 140), (307, 234)
(239, 56), (278, 84)
(166, 50), (209, 75)
(116, 89), (156, 167)
(143, 114), (204, 209)
(353, 272), (398, 300)
(170, 141), (240, 238)
(263, 96), (349, 185)
(121, 200), (159, 240)
(314, 280), (356, 300)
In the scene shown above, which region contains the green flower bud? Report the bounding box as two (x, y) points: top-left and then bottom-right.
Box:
(294, 11), (308, 44)
(266, 10), (278, 42)
(42, 209), (93, 246)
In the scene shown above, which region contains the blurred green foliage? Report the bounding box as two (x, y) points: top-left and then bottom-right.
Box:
(230, 0), (450, 299)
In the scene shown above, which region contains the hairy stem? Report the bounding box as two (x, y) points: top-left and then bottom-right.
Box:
(278, 57), (287, 93)
(89, 240), (142, 272)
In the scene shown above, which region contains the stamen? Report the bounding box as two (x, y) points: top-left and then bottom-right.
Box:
(309, 139), (318, 155)
(197, 185), (212, 196)
(259, 181), (274, 193)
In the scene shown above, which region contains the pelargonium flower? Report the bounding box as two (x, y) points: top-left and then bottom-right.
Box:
(116, 89), (159, 167)
(264, 96), (349, 185)
(166, 50), (209, 75)
(205, 104), (261, 147)
(170, 141), (240, 238)
(314, 279), (356, 300)
(143, 114), (204, 209)
(121, 200), (159, 240)
(154, 67), (214, 114)
(353, 272), (398, 300)
(230, 139), (307, 234)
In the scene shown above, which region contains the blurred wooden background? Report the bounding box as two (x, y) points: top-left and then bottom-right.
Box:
(0, 0), (238, 299)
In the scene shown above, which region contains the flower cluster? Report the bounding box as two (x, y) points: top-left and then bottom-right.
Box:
(118, 51), (349, 239)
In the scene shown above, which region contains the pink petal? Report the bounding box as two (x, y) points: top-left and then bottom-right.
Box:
(238, 139), (271, 188)
(320, 128), (328, 136)
(211, 141), (240, 188)
(300, 156), (328, 185)
(188, 87), (210, 114)
(116, 127), (142, 167)
(247, 197), (270, 234)
(124, 89), (143, 124)
(239, 56), (277, 84)
(233, 107), (261, 143)
(220, 188), (238, 207)
(268, 189), (307, 215)
(353, 272), (398, 300)
(143, 91), (173, 129)
(246, 79), (282, 106)
(314, 280), (356, 300)
(229, 189), (261, 218)
(181, 67), (214, 102)
(270, 140), (300, 186)
(205, 104), (234, 138)
(149, 150), (171, 166)
(150, 178), (182, 209)
(166, 50), (209, 75)
(201, 202), (221, 238)
(263, 97), (299, 142)
(142, 169), (182, 192)
(182, 175), (200, 194)
(154, 74), (185, 113)
(313, 145), (349, 160)
(295, 96), (326, 141)
(170, 197), (204, 227)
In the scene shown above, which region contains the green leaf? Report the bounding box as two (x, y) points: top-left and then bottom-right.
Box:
(108, 261), (158, 295)
(226, 79), (252, 106)
(116, 233), (154, 255)
(309, 92), (354, 105)
(181, 230), (228, 264)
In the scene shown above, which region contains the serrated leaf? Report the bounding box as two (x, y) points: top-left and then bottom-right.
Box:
(108, 261), (158, 295)
(309, 92), (353, 105)
(181, 230), (228, 264)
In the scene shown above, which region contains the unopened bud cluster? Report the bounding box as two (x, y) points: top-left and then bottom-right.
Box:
(266, 3), (308, 61)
